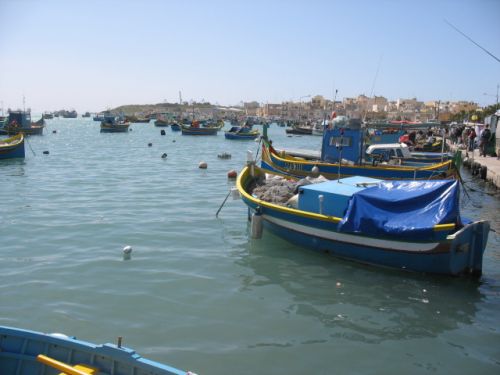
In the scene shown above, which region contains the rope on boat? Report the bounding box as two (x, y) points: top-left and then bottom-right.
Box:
(24, 135), (36, 156)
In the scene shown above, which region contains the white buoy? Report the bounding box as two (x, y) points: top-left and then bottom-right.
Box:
(250, 212), (263, 239)
(123, 245), (132, 260)
(311, 165), (320, 178)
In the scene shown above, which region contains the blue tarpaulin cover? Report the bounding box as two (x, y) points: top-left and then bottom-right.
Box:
(338, 180), (460, 240)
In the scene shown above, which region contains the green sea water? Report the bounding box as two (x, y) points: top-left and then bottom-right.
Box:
(0, 118), (499, 375)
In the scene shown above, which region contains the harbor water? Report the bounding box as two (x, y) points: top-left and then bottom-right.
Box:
(1, 119), (499, 375)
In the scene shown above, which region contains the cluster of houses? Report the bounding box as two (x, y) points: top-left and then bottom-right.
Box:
(243, 95), (480, 123)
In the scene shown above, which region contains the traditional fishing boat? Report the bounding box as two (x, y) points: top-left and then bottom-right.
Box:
(100, 115), (130, 133)
(285, 122), (313, 135)
(171, 122), (181, 131)
(237, 163), (489, 276)
(0, 325), (191, 375)
(0, 133), (25, 159)
(224, 125), (260, 140)
(0, 110), (44, 135)
(261, 118), (457, 180)
(181, 120), (223, 135)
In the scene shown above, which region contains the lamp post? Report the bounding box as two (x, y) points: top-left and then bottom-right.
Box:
(483, 83), (499, 108)
(298, 94), (311, 122)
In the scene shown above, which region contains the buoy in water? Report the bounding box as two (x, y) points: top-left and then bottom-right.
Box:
(227, 169), (237, 179)
(123, 245), (132, 260)
(148, 142), (152, 147)
(311, 165), (320, 178)
(160, 130), (166, 135)
(251, 212), (263, 239)
(43, 151), (49, 155)
(199, 161), (207, 169)
(172, 140), (176, 143)
(161, 153), (167, 159)
(52, 130), (57, 134)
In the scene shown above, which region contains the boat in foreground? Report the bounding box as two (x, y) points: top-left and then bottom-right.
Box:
(0, 133), (25, 159)
(0, 325), (192, 375)
(1, 110), (44, 135)
(237, 163), (489, 276)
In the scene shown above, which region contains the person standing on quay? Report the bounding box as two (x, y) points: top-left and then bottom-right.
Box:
(479, 124), (491, 156)
(468, 127), (476, 152)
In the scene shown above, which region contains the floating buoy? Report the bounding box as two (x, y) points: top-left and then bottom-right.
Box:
(123, 245), (132, 261)
(251, 212), (263, 239)
(199, 161), (207, 169)
(172, 140), (176, 143)
(161, 153), (167, 159)
(227, 169), (237, 179)
(160, 130), (166, 135)
(311, 165), (320, 178)
(129, 128), (132, 131)
(52, 130), (57, 134)
(43, 151), (49, 155)
(148, 142), (152, 147)
(218, 152), (231, 159)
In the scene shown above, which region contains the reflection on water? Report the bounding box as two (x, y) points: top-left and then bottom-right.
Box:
(237, 230), (484, 344)
(0, 158), (26, 176)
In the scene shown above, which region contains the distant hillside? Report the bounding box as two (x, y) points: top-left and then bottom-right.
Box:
(109, 102), (217, 115)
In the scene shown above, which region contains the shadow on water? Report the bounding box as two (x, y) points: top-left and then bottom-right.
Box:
(235, 228), (485, 344)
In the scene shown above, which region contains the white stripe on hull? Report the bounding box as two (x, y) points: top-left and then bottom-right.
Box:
(263, 215), (442, 253)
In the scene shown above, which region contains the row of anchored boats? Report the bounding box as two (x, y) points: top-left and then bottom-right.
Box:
(234, 117), (490, 277)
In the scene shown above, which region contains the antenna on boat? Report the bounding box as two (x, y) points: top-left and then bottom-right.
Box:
(336, 128), (344, 182)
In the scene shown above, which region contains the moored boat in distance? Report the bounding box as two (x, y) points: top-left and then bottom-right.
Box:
(100, 115), (130, 133)
(237, 163), (490, 276)
(224, 124), (260, 140)
(0, 325), (192, 375)
(0, 133), (25, 159)
(181, 120), (223, 135)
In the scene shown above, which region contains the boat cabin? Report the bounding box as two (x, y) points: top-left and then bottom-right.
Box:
(365, 143), (411, 162)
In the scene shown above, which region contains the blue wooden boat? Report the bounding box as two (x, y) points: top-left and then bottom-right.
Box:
(171, 122), (181, 131)
(224, 125), (260, 140)
(0, 133), (25, 159)
(0, 325), (191, 375)
(1, 110), (44, 136)
(260, 118), (457, 180)
(100, 115), (130, 133)
(237, 164), (489, 276)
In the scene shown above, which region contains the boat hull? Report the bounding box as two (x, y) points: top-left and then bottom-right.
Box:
(261, 140), (456, 180)
(181, 126), (219, 135)
(100, 123), (130, 133)
(0, 134), (25, 159)
(224, 131), (259, 140)
(237, 165), (488, 276)
(0, 326), (186, 375)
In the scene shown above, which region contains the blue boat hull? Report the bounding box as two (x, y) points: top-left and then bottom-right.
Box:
(0, 326), (188, 375)
(0, 134), (25, 159)
(261, 140), (455, 180)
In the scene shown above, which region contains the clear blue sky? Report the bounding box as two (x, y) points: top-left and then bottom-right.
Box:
(0, 0), (499, 113)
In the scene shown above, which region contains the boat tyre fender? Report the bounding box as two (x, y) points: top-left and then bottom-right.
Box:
(480, 166), (487, 180)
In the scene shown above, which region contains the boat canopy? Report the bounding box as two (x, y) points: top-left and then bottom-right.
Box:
(338, 180), (460, 239)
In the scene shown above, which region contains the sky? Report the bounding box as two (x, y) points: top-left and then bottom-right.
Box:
(0, 0), (499, 113)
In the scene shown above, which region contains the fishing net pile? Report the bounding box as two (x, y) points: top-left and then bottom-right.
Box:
(252, 174), (327, 206)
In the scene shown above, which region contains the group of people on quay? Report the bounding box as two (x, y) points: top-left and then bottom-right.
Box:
(448, 123), (494, 156)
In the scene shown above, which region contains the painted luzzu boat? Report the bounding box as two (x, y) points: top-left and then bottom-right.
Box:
(224, 126), (260, 140)
(261, 138), (456, 180)
(237, 163), (489, 276)
(180, 120), (222, 135)
(0, 325), (194, 375)
(100, 115), (130, 133)
(0, 133), (25, 159)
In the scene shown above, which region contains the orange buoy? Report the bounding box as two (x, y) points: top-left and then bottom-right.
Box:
(227, 170), (237, 179)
